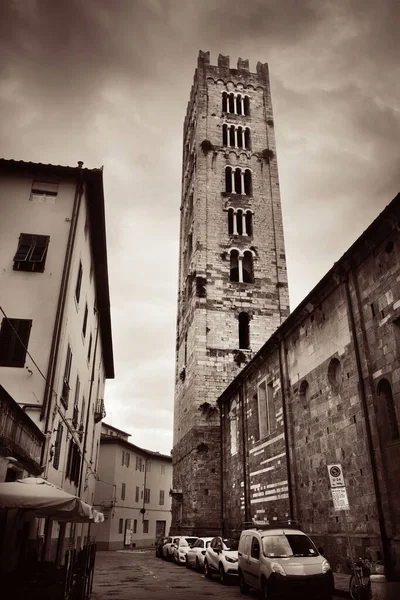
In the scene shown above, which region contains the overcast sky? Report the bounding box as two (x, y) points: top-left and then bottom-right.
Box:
(1, 0), (399, 455)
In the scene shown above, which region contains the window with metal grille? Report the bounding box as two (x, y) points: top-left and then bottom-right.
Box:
(0, 318), (32, 367)
(61, 345), (72, 408)
(13, 234), (50, 273)
(53, 423), (63, 470)
(75, 262), (83, 303)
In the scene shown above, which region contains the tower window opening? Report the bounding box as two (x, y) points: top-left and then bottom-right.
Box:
(228, 209), (234, 235)
(245, 127), (251, 149)
(236, 94), (243, 115)
(222, 92), (250, 116)
(237, 210), (243, 235)
(222, 124), (228, 146)
(242, 250), (254, 283)
(238, 312), (250, 349)
(237, 126), (243, 149)
(244, 96), (250, 116)
(229, 126), (235, 147)
(225, 167), (232, 193)
(230, 250), (240, 282)
(225, 166), (252, 195)
(245, 211), (253, 236)
(234, 168), (241, 193)
(222, 92), (228, 113)
(228, 93), (235, 113)
(244, 169), (252, 195)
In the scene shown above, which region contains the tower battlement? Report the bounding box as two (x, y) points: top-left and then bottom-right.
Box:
(197, 50), (269, 80)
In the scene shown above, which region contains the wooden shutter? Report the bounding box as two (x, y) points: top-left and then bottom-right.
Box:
(30, 235), (49, 262)
(82, 304), (88, 337)
(14, 234), (34, 262)
(53, 423), (63, 470)
(0, 318), (32, 367)
(75, 263), (83, 302)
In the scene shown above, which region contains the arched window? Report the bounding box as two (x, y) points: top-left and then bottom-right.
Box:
(244, 169), (252, 195)
(230, 250), (240, 282)
(222, 123), (228, 146)
(228, 93), (235, 113)
(237, 209), (243, 235)
(242, 251), (254, 283)
(234, 168), (241, 194)
(225, 167), (232, 193)
(245, 211), (253, 236)
(244, 96), (250, 116)
(238, 312), (250, 349)
(229, 125), (235, 147)
(377, 379), (399, 441)
(228, 209), (234, 235)
(245, 127), (251, 150)
(299, 380), (310, 407)
(225, 167), (252, 195)
(222, 92), (228, 113)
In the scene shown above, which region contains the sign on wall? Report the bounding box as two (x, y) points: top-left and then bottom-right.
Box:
(124, 519), (134, 546)
(327, 464), (346, 488)
(327, 463), (350, 511)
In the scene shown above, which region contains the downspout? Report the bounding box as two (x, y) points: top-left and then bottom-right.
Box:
(40, 164), (85, 466)
(343, 271), (391, 575)
(219, 401), (225, 536)
(78, 316), (100, 498)
(239, 382), (250, 524)
(278, 339), (294, 519)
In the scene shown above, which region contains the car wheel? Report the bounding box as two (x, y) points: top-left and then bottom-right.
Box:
(204, 560), (212, 579)
(239, 571), (249, 594)
(185, 557), (191, 568)
(219, 564), (227, 585)
(195, 557), (201, 571)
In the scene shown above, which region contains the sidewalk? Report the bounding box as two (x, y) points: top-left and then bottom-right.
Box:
(334, 573), (351, 598)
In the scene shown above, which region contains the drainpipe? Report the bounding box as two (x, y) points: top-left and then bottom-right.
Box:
(342, 271), (391, 575)
(239, 383), (250, 524)
(78, 317), (100, 498)
(278, 339), (294, 520)
(40, 164), (85, 466)
(219, 400), (225, 536)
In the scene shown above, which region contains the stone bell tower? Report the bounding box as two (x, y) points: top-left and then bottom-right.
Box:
(171, 51), (289, 534)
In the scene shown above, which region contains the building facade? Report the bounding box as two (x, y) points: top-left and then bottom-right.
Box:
(218, 193), (400, 578)
(94, 423), (172, 550)
(172, 52), (289, 534)
(0, 159), (114, 563)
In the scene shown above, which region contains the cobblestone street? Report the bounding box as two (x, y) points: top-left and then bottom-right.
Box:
(91, 550), (345, 599)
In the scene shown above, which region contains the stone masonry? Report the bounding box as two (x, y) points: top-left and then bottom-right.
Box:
(218, 193), (400, 578)
(171, 51), (289, 534)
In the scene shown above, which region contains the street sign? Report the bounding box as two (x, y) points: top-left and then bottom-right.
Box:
(331, 487), (350, 511)
(327, 463), (345, 488)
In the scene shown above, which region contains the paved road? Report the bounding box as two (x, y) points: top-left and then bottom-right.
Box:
(91, 549), (343, 599)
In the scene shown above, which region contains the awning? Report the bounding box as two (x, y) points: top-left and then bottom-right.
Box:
(0, 477), (103, 523)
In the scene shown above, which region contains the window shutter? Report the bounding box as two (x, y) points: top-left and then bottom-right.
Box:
(75, 263), (83, 303)
(30, 235), (49, 262)
(82, 304), (88, 337)
(14, 234), (34, 262)
(0, 319), (14, 365)
(11, 319), (32, 367)
(53, 424), (63, 470)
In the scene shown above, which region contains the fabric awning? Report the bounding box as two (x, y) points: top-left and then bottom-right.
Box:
(0, 477), (103, 523)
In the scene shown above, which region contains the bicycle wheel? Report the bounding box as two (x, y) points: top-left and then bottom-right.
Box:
(349, 574), (360, 600)
(349, 575), (370, 600)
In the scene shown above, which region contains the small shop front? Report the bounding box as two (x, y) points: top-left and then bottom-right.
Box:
(0, 477), (104, 600)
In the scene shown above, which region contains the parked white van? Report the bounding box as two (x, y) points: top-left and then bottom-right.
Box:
(238, 525), (334, 599)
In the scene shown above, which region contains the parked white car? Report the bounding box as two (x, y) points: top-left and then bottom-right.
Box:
(204, 536), (239, 584)
(162, 535), (181, 560)
(172, 536), (199, 565)
(186, 537), (214, 570)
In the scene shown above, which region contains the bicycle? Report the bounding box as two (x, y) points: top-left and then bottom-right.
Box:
(349, 557), (372, 600)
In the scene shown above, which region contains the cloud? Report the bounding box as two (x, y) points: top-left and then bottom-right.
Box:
(1, 0), (399, 453)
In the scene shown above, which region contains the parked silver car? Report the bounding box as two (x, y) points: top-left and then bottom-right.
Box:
(204, 536), (239, 584)
(186, 537), (214, 570)
(172, 536), (199, 565)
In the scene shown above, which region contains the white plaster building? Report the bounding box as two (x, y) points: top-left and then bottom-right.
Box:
(0, 158), (114, 558)
(94, 423), (172, 550)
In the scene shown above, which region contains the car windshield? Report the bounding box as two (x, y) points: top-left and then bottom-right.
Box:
(222, 538), (239, 551)
(182, 537), (198, 547)
(262, 534), (318, 558)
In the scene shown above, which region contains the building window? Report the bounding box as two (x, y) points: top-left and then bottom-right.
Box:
(230, 399), (238, 456)
(225, 167), (252, 195)
(144, 488), (150, 503)
(136, 456), (143, 471)
(0, 318), (32, 367)
(121, 483), (126, 500)
(122, 451), (130, 467)
(30, 181), (59, 203)
(222, 92), (250, 116)
(238, 312), (250, 349)
(53, 423), (63, 470)
(13, 233), (50, 273)
(258, 379), (276, 439)
(228, 209), (253, 236)
(82, 303), (88, 338)
(61, 345), (72, 408)
(66, 440), (81, 486)
(299, 380), (310, 407)
(75, 262), (83, 303)
(229, 250), (254, 283)
(377, 379), (399, 442)
(133, 519), (137, 533)
(143, 520), (149, 534)
(222, 124), (251, 149)
(87, 333), (93, 362)
(135, 486), (139, 502)
(119, 519), (123, 534)
(161, 464), (166, 475)
(73, 376), (80, 427)
(159, 490), (165, 505)
(146, 461), (151, 473)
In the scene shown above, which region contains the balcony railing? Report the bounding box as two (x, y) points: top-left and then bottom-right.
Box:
(94, 398), (106, 424)
(0, 385), (45, 474)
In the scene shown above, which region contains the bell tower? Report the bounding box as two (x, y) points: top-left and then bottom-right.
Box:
(171, 51), (289, 534)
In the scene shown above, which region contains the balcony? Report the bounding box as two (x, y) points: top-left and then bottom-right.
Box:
(0, 385), (45, 475)
(94, 398), (106, 424)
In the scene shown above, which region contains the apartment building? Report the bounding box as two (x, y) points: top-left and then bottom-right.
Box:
(0, 158), (114, 565)
(95, 423), (172, 549)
